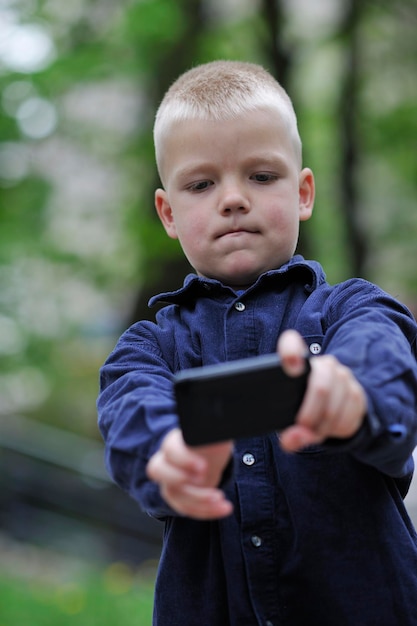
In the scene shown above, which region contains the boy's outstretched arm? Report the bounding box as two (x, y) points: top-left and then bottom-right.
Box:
(278, 330), (367, 452)
(146, 428), (233, 519)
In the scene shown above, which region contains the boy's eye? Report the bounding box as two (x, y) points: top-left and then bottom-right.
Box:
(188, 180), (213, 192)
(251, 172), (277, 183)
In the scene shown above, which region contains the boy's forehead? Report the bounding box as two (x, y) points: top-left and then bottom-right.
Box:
(159, 107), (299, 176)
(165, 107), (292, 149)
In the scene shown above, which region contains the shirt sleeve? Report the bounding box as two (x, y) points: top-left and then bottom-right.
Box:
(97, 322), (179, 519)
(320, 279), (417, 478)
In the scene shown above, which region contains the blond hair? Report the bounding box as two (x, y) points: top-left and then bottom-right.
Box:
(154, 60), (302, 178)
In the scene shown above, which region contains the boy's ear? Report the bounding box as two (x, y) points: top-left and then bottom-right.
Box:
(155, 189), (178, 239)
(298, 168), (315, 222)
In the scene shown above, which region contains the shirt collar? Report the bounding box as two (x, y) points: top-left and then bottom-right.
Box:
(148, 255), (325, 308)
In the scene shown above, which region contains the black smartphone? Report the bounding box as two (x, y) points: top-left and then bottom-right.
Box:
(173, 353), (310, 446)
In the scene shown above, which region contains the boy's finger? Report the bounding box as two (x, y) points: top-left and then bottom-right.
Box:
(147, 452), (191, 485)
(162, 428), (207, 474)
(277, 329), (308, 376)
(165, 484), (234, 520)
(279, 424), (322, 452)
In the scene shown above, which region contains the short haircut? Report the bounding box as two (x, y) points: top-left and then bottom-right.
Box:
(154, 60), (302, 179)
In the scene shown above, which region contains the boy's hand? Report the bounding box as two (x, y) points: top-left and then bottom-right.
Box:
(146, 428), (233, 519)
(277, 330), (367, 452)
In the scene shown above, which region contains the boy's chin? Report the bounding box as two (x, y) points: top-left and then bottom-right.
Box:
(197, 255), (292, 288)
(199, 269), (265, 290)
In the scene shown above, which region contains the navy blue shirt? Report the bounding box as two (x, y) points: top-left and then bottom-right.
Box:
(98, 257), (417, 625)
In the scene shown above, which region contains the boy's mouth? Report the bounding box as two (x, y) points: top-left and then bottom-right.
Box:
(216, 227), (258, 239)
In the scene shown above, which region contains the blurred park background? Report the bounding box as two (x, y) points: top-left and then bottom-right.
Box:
(0, 0), (416, 623)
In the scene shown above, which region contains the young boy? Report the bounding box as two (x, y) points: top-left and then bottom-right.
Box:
(97, 61), (417, 625)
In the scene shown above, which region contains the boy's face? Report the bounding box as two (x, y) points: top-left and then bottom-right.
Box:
(155, 108), (314, 289)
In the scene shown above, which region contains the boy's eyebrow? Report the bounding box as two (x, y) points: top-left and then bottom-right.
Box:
(241, 151), (289, 168)
(173, 163), (210, 181)
(173, 152), (288, 181)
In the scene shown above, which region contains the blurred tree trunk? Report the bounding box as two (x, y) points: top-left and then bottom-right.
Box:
(260, 0), (313, 259)
(260, 0), (291, 85)
(338, 0), (368, 276)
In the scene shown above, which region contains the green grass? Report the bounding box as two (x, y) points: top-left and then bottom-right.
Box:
(0, 561), (156, 626)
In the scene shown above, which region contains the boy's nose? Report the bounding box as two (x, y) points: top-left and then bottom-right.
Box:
(219, 184), (250, 214)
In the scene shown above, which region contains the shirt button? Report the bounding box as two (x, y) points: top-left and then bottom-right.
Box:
(309, 342), (321, 355)
(251, 535), (262, 548)
(234, 301), (245, 311)
(265, 621), (274, 626)
(242, 453), (255, 466)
